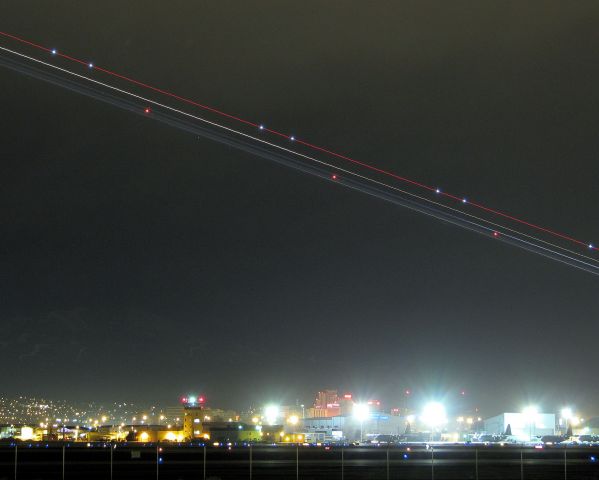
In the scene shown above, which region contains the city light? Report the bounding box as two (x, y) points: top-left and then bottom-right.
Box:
(421, 402), (447, 427)
(287, 415), (299, 425)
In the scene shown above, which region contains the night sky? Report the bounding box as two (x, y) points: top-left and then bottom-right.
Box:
(1, 2), (599, 415)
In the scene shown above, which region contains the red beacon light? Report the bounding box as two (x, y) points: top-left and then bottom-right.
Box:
(331, 174), (338, 181)
(493, 231), (500, 238)
(144, 107), (151, 114)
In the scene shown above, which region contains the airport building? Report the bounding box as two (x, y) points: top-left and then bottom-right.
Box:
(301, 413), (406, 442)
(484, 412), (556, 440)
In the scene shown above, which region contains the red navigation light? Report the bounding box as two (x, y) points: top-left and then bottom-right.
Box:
(144, 107), (151, 114)
(181, 397), (188, 404)
(493, 231), (499, 238)
(331, 174), (338, 181)
(199, 396), (205, 403)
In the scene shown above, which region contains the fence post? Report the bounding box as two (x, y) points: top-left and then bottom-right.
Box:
(14, 444), (17, 480)
(296, 445), (299, 480)
(110, 443), (113, 480)
(203, 445), (207, 480)
(431, 446), (434, 480)
(62, 444), (65, 480)
(386, 448), (390, 480)
(564, 448), (567, 480)
(249, 444), (252, 480)
(520, 449), (523, 480)
(475, 448), (479, 480)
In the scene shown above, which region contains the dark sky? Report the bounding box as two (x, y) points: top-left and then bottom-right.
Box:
(1, 1), (599, 416)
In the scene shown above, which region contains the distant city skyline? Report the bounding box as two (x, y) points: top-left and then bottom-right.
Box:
(2, 2), (599, 417)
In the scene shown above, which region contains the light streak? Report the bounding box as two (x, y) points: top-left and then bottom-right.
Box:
(0, 44), (598, 276)
(0, 31), (595, 252)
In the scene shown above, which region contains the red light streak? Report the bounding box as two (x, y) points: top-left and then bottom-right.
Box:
(0, 30), (595, 253)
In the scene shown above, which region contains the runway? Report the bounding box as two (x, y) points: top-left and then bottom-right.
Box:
(1, 443), (599, 479)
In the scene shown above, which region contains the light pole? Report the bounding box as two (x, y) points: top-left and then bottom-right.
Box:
(522, 406), (538, 441)
(421, 402), (447, 442)
(353, 403), (370, 443)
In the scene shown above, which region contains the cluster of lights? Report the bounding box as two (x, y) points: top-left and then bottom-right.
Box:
(181, 395), (205, 406)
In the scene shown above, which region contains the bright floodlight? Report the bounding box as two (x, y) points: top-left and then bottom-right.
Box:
(421, 402), (447, 427)
(264, 405), (280, 425)
(287, 415), (299, 425)
(522, 406), (539, 423)
(561, 408), (573, 420)
(353, 403), (370, 422)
